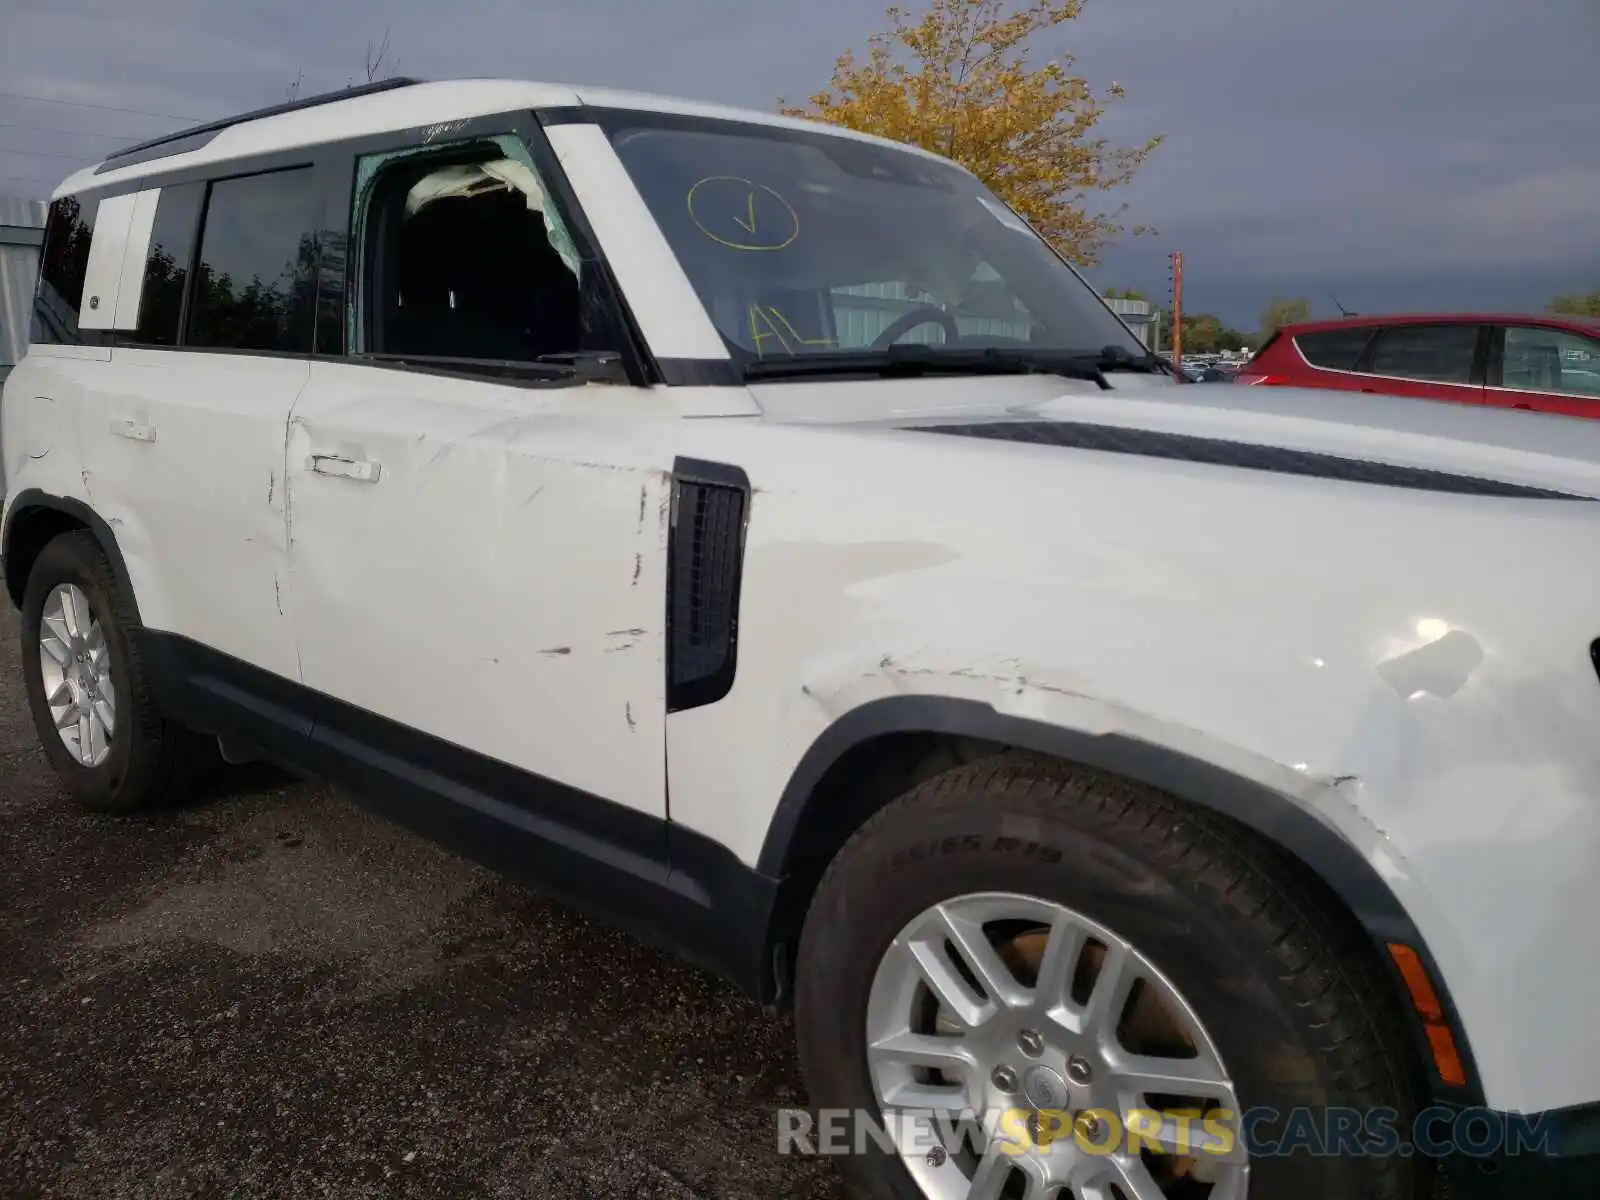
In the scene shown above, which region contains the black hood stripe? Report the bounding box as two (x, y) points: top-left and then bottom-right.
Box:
(912, 420), (1591, 501)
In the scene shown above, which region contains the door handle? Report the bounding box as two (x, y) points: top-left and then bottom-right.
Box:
(111, 418), (156, 443)
(308, 453), (381, 483)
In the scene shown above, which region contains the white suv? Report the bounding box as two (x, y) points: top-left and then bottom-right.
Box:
(4, 78), (1599, 1200)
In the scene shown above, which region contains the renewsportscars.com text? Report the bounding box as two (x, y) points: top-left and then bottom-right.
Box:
(777, 1105), (1551, 1160)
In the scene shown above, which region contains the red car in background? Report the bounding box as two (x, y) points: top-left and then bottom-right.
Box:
(1238, 312), (1600, 417)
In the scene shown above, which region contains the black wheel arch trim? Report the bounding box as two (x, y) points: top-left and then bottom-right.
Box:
(1431, 1097), (1600, 1197)
(2, 489), (141, 622)
(757, 694), (1488, 1107)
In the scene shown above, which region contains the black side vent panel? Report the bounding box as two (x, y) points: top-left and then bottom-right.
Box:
(667, 458), (751, 712)
(913, 421), (1588, 501)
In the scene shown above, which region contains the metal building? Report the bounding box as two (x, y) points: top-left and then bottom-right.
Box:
(1103, 295), (1157, 350)
(1, 197), (47, 388)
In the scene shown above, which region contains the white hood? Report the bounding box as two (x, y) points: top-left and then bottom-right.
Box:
(746, 374), (1600, 500)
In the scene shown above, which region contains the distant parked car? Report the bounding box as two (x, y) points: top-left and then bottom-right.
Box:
(1153, 356), (1195, 381)
(1239, 313), (1600, 417)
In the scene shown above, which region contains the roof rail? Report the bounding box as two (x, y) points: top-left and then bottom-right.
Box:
(97, 77), (425, 172)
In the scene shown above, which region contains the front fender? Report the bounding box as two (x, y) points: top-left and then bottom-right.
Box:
(663, 420), (1600, 1115)
(750, 684), (1488, 1094)
(756, 684), (1415, 937)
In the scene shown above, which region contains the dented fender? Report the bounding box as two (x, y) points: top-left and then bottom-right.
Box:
(661, 414), (1600, 1115)
(768, 650), (1427, 940)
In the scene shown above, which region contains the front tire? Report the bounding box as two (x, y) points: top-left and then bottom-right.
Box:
(20, 530), (214, 812)
(795, 754), (1417, 1200)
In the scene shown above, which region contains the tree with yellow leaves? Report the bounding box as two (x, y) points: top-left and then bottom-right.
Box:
(781, 0), (1161, 267)
(1550, 290), (1600, 318)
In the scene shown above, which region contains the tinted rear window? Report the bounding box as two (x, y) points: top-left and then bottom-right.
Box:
(133, 182), (204, 347)
(1366, 324), (1479, 384)
(33, 195), (96, 345)
(1294, 327), (1375, 370)
(187, 168), (321, 354)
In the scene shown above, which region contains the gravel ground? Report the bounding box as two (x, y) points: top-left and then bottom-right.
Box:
(0, 598), (848, 1199)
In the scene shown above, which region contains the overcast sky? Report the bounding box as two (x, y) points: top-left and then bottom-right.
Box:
(2, 0), (1596, 329)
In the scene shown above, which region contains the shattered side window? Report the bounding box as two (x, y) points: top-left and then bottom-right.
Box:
(352, 135), (584, 364)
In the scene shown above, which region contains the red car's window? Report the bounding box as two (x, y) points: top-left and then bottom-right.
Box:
(1503, 326), (1600, 398)
(1365, 325), (1478, 384)
(1294, 327), (1376, 370)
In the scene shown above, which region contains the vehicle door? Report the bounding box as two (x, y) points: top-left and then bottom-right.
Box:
(78, 163), (345, 684)
(1350, 322), (1488, 408)
(1488, 323), (1600, 418)
(282, 113), (673, 824)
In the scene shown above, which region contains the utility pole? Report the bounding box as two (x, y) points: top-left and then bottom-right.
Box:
(1168, 250), (1185, 365)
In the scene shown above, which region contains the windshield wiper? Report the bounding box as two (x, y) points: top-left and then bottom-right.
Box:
(742, 345), (1110, 387)
(1087, 344), (1164, 374)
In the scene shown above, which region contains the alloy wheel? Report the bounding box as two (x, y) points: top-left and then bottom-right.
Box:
(865, 892), (1248, 1199)
(38, 583), (117, 768)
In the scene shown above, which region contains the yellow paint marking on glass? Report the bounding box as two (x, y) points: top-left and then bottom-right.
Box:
(748, 304), (791, 357)
(687, 176), (799, 251)
(733, 192), (757, 234)
(747, 306), (833, 357)
(766, 308), (834, 347)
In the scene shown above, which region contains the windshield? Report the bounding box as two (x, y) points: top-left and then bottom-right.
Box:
(599, 113), (1145, 366)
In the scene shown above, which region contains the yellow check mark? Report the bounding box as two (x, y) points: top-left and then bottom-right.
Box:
(732, 191), (758, 234)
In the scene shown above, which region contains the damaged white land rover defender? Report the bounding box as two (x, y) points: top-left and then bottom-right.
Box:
(5, 79), (1600, 1200)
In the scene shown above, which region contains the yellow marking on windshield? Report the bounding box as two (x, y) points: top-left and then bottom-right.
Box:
(688, 176), (799, 251)
(734, 192), (757, 234)
(747, 306), (835, 357)
(748, 304), (790, 357)
(766, 308), (834, 347)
